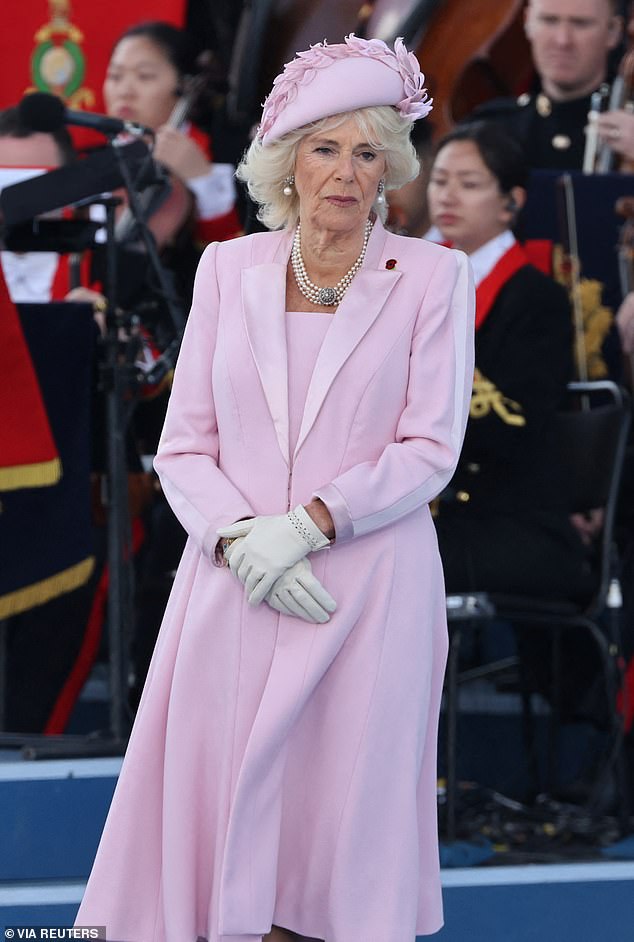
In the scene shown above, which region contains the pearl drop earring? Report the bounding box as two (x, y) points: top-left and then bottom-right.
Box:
(283, 174), (295, 196)
(376, 179), (385, 204)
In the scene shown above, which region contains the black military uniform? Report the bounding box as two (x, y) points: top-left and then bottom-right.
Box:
(434, 258), (592, 602)
(471, 90), (595, 170)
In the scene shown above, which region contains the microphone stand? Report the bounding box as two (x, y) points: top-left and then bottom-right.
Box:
(90, 138), (187, 739)
(78, 140), (186, 743)
(110, 135), (185, 338)
(102, 194), (134, 748)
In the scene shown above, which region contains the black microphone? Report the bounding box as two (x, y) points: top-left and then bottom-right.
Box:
(18, 92), (152, 138)
(0, 139), (155, 225)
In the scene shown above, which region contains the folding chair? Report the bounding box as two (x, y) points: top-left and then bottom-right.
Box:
(443, 380), (632, 842)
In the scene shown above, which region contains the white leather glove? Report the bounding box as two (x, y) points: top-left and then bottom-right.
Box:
(266, 558), (336, 624)
(218, 505), (331, 606)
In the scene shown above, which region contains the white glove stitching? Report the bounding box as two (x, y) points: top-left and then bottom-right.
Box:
(287, 504), (331, 550)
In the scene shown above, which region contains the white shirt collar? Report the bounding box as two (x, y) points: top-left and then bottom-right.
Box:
(1, 251), (60, 303)
(469, 230), (516, 287)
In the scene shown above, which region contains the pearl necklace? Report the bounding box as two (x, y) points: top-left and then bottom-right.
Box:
(291, 219), (373, 306)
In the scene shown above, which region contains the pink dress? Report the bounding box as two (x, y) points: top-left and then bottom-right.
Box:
(76, 222), (475, 942)
(285, 311), (333, 454)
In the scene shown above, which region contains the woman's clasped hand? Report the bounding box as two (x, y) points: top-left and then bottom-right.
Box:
(218, 506), (334, 620)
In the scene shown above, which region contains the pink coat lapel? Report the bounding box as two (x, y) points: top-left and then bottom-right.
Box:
(241, 220), (402, 466)
(242, 260), (290, 464)
(293, 266), (401, 459)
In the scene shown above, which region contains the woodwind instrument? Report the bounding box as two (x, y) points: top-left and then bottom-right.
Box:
(583, 83), (609, 174)
(596, 79), (629, 174)
(583, 22), (634, 176)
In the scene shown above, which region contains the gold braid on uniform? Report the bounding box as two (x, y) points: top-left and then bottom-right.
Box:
(553, 245), (613, 379)
(470, 368), (526, 426)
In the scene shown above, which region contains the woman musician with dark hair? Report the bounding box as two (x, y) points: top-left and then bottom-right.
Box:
(103, 19), (241, 246)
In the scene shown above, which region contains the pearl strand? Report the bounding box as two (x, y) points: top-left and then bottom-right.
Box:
(291, 219), (373, 306)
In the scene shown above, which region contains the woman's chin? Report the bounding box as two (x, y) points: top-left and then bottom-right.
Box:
(307, 206), (370, 235)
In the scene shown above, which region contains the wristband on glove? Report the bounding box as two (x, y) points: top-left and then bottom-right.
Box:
(217, 505), (330, 607)
(286, 504), (332, 550)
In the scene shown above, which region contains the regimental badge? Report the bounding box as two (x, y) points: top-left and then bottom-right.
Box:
(29, 0), (94, 109)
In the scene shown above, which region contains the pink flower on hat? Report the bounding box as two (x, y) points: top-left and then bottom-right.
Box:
(257, 34), (432, 142)
(393, 37), (433, 119)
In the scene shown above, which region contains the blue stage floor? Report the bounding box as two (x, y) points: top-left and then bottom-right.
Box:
(1, 862), (633, 940)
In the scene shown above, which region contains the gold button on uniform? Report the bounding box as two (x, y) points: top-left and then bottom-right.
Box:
(456, 490), (470, 503)
(536, 93), (552, 117)
(552, 134), (571, 150)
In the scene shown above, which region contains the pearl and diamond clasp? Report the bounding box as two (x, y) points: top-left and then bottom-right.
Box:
(291, 219), (373, 306)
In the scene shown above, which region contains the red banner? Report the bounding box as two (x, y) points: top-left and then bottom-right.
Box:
(1, 1), (186, 122)
(0, 267), (60, 491)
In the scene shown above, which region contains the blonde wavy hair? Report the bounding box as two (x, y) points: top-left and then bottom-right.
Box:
(236, 106), (421, 230)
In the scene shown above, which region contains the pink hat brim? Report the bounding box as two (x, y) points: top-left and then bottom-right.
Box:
(261, 56), (406, 144)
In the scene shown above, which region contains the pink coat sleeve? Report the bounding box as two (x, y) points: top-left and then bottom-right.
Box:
(314, 249), (474, 543)
(153, 243), (254, 559)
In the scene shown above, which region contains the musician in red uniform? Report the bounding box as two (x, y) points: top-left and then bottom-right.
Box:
(103, 19), (240, 245)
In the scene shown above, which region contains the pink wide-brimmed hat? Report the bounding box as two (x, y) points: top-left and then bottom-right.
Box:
(257, 34), (432, 145)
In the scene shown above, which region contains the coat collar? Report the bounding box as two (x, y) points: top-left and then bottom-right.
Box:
(241, 219), (401, 465)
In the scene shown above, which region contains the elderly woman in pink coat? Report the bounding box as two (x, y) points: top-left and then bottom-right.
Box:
(76, 34), (475, 942)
